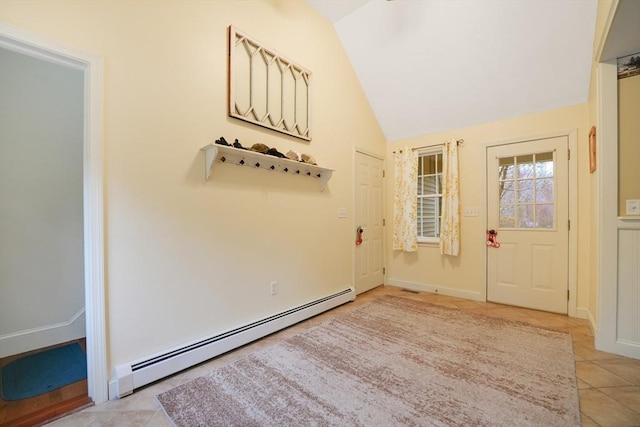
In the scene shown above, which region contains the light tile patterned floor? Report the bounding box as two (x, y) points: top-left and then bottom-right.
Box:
(48, 286), (640, 426)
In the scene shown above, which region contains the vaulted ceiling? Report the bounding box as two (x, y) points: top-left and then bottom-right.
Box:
(307, 0), (599, 141)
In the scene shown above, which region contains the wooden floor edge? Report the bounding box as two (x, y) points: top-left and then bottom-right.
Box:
(1, 395), (93, 427)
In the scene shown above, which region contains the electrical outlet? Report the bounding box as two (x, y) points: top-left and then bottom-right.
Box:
(270, 281), (278, 295)
(626, 199), (640, 216)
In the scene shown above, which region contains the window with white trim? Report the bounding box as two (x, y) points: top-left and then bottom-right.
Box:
(417, 148), (443, 242)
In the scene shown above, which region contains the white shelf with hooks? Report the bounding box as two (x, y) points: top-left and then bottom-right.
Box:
(200, 144), (334, 191)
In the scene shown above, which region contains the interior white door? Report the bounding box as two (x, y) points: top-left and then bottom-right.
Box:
(487, 136), (569, 314)
(354, 151), (384, 294)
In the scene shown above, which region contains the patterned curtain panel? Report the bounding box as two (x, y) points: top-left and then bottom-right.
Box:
(440, 139), (460, 256)
(393, 148), (418, 252)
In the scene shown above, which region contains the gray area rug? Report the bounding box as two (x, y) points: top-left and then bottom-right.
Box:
(157, 295), (580, 426)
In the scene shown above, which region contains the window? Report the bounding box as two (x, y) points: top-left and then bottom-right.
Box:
(417, 149), (443, 242)
(497, 151), (555, 229)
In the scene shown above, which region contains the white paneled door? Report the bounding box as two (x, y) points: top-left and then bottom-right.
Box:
(487, 137), (569, 313)
(354, 151), (384, 294)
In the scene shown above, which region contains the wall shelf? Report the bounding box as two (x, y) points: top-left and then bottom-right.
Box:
(201, 144), (334, 191)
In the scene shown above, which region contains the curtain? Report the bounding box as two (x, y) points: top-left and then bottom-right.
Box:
(440, 139), (460, 256)
(393, 148), (418, 252)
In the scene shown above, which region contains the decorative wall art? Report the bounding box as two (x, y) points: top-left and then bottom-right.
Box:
(228, 26), (312, 141)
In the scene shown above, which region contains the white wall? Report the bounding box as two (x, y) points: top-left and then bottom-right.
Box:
(0, 47), (85, 357)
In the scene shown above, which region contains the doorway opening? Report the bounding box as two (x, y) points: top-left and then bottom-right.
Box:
(0, 23), (108, 410)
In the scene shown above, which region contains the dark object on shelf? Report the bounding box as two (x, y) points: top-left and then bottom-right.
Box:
(233, 139), (247, 150)
(215, 136), (231, 146)
(266, 147), (286, 158)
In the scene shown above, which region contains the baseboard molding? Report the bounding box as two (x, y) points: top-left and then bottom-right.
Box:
(109, 288), (356, 399)
(0, 309), (86, 358)
(385, 279), (484, 302)
(575, 307), (594, 324)
(576, 307), (597, 335)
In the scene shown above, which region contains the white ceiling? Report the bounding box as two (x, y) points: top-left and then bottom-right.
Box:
(307, 0), (599, 141)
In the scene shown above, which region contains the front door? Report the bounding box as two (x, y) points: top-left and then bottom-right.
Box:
(487, 136), (569, 313)
(354, 151), (384, 294)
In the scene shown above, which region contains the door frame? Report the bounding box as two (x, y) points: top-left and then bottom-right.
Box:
(485, 130), (578, 317)
(596, 58), (640, 358)
(0, 23), (108, 404)
(353, 147), (386, 293)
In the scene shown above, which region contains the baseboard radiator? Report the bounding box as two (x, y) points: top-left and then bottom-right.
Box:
(112, 287), (355, 399)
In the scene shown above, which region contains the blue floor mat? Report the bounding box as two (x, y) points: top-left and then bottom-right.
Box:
(1, 342), (87, 401)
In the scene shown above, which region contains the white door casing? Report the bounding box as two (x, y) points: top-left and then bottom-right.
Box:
(487, 136), (569, 314)
(354, 150), (384, 294)
(0, 23), (108, 403)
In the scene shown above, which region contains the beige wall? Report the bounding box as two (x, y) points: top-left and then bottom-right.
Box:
(386, 104), (591, 312)
(618, 74), (640, 216)
(0, 1), (386, 372)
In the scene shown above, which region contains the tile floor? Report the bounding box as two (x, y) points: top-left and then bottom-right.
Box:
(48, 286), (639, 426)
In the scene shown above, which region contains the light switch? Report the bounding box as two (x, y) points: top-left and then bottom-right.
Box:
(626, 199), (640, 216)
(338, 208), (347, 218)
(464, 207), (479, 217)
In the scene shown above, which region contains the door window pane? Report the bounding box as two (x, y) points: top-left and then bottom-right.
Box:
(536, 178), (554, 203)
(535, 152), (554, 178)
(500, 181), (515, 205)
(516, 155), (534, 179)
(500, 206), (515, 228)
(497, 151), (555, 230)
(536, 205), (554, 228)
(499, 157), (516, 180)
(517, 205), (534, 228)
(517, 180), (534, 204)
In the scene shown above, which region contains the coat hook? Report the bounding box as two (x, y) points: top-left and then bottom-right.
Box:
(239, 159), (245, 165)
(284, 167), (288, 172)
(270, 165), (275, 170)
(221, 157), (226, 162)
(255, 162), (260, 167)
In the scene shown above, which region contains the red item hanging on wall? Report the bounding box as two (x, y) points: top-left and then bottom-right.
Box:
(486, 229), (501, 248)
(356, 227), (364, 246)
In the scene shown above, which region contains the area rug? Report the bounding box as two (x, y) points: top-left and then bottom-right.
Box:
(1, 342), (87, 400)
(157, 296), (580, 426)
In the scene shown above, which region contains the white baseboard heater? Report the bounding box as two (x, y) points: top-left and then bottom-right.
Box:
(112, 287), (355, 399)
